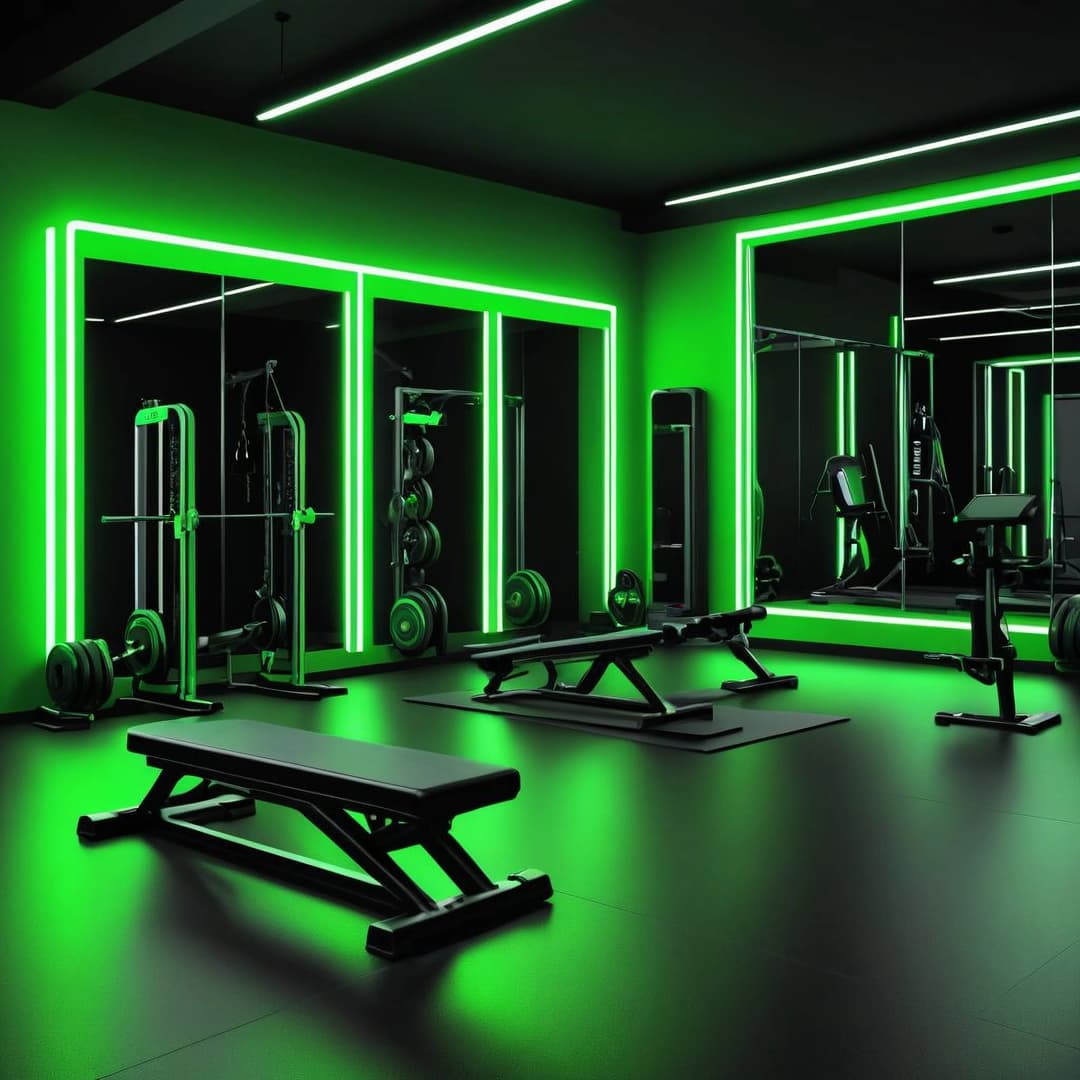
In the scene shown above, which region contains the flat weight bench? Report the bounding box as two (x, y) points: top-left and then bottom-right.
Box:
(471, 628), (716, 728)
(661, 606), (798, 693)
(77, 718), (552, 958)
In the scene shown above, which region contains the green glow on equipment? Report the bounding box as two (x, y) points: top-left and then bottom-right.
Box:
(257, 0), (578, 122)
(45, 228), (56, 654)
(666, 106), (1080, 206)
(765, 604), (1047, 635)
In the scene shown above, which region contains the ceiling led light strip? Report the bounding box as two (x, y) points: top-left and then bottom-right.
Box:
(257, 0), (578, 122)
(938, 323), (1080, 342)
(934, 259), (1080, 286)
(114, 282), (275, 323)
(666, 106), (1080, 206)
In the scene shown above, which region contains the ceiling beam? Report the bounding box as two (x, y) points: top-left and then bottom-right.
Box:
(1, 0), (262, 108)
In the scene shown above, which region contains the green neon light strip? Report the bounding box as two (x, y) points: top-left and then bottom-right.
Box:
(482, 312), (492, 634)
(343, 289), (353, 651)
(667, 106), (1080, 206)
(765, 605), (1047, 635)
(906, 301), (1080, 322)
(939, 324), (1080, 343)
(734, 243), (747, 607)
(257, 0), (577, 122)
(65, 225), (77, 640)
(991, 356), (1079, 368)
(1015, 368), (1027, 554)
(353, 276), (363, 651)
(1044, 391), (1053, 548)
(114, 282), (273, 323)
(835, 351), (846, 578)
(934, 260), (1080, 286)
(45, 228), (56, 653)
(65, 222), (614, 313)
(984, 364), (993, 486)
(495, 313), (505, 632)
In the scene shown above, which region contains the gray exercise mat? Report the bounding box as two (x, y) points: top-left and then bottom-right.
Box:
(405, 690), (849, 753)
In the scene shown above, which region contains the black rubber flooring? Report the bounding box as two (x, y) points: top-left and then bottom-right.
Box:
(3, 643), (1080, 1078)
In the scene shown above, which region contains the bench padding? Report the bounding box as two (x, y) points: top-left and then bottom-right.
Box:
(473, 627), (660, 665)
(128, 718), (520, 820)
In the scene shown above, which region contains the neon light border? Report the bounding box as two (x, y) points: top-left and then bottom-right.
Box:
(49, 220), (616, 652)
(736, 167), (1080, 624)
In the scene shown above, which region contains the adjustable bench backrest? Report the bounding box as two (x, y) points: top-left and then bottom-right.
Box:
(128, 718), (520, 821)
(471, 627), (661, 670)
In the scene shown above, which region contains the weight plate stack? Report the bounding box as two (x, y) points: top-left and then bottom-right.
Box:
(403, 478), (434, 522)
(45, 641), (84, 711)
(252, 595), (288, 652)
(390, 589), (435, 656)
(415, 583), (449, 654)
(83, 638), (115, 712)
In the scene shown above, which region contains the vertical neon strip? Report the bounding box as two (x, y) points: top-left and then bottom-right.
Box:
(1044, 391), (1053, 548)
(606, 312), (618, 586)
(342, 289), (353, 650)
(64, 224), (77, 640)
(835, 351), (845, 577)
(354, 275), (364, 651)
(1017, 368), (1027, 554)
(482, 312), (492, 632)
(985, 364), (993, 482)
(734, 240), (746, 608)
(847, 351), (856, 452)
(495, 313), (505, 631)
(45, 228), (56, 653)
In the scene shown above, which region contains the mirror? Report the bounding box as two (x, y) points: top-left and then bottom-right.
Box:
(83, 260), (346, 655)
(373, 300), (484, 641)
(650, 387), (705, 614)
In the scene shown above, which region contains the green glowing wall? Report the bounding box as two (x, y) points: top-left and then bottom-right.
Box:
(0, 92), (645, 714)
(643, 156), (1080, 660)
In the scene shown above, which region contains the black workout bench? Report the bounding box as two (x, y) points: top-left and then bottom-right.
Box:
(77, 718), (552, 958)
(661, 606), (798, 693)
(472, 628), (714, 727)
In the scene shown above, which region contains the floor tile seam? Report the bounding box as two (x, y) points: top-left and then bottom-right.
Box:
(973, 1014), (1080, 1053)
(977, 936), (1080, 1008)
(899, 792), (1080, 828)
(92, 968), (387, 1079)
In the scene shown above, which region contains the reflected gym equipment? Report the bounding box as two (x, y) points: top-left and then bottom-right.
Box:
(607, 569), (646, 627)
(504, 569), (551, 629)
(388, 386), (476, 656)
(928, 494), (1060, 733)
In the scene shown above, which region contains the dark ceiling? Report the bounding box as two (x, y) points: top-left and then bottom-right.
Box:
(7, 0), (1080, 231)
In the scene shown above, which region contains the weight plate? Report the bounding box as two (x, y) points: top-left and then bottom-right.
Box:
(45, 642), (82, 710)
(523, 569), (551, 625)
(70, 640), (94, 713)
(505, 570), (541, 628)
(84, 638), (114, 712)
(390, 591), (434, 656)
(1065, 597), (1080, 663)
(124, 608), (167, 681)
(402, 523), (432, 567)
(252, 595), (288, 652)
(424, 521), (442, 564)
(415, 583), (449, 649)
(404, 478), (434, 522)
(417, 437), (434, 477)
(1050, 598), (1069, 658)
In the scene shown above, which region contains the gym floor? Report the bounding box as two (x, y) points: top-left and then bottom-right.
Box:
(5, 645), (1080, 1079)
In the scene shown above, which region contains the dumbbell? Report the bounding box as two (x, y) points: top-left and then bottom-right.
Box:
(504, 569), (552, 628)
(44, 608), (168, 715)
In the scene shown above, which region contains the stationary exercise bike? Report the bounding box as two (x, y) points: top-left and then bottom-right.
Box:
(928, 493), (1060, 733)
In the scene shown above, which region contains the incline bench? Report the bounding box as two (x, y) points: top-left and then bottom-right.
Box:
(78, 718), (552, 958)
(469, 608), (796, 729)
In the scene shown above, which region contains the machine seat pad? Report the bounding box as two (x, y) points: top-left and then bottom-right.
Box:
(472, 628), (661, 667)
(128, 718), (520, 820)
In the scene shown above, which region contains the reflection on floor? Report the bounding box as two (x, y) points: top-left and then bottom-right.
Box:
(5, 646), (1080, 1078)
